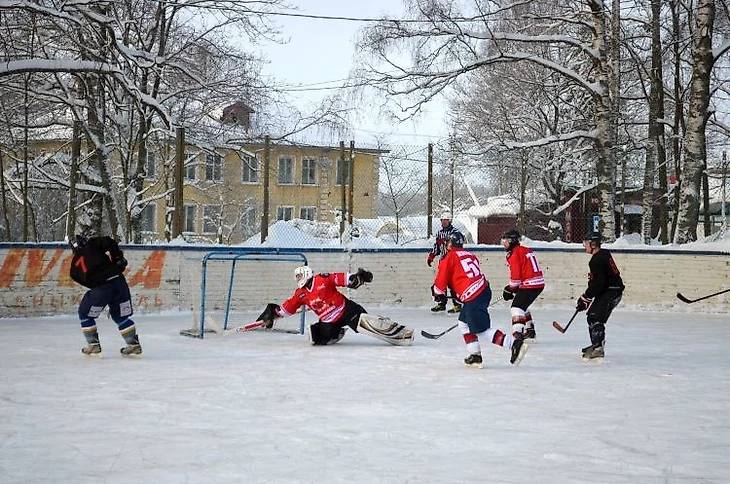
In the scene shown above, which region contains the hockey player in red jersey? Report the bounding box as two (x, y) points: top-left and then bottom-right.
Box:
(256, 266), (413, 346)
(500, 229), (545, 342)
(432, 232), (528, 368)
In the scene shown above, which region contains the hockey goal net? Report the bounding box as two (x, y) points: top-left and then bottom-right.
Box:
(180, 251), (308, 338)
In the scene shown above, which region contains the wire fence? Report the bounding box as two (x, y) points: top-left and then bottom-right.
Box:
(1, 131), (728, 246)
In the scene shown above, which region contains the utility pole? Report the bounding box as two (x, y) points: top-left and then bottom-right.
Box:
(721, 151), (727, 231)
(172, 127), (185, 239)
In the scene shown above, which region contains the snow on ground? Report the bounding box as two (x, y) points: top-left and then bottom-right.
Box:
(1, 305), (729, 484)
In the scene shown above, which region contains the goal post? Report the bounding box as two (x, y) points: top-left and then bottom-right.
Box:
(180, 250), (308, 339)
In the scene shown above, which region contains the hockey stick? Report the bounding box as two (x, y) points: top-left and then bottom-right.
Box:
(552, 309), (580, 334)
(676, 288), (730, 304)
(421, 296), (504, 340)
(207, 317), (299, 336)
(421, 323), (458, 340)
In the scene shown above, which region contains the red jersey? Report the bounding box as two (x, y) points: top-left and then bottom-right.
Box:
(279, 272), (350, 323)
(433, 249), (488, 302)
(505, 245), (545, 290)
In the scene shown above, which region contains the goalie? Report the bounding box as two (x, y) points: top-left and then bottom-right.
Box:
(256, 266), (413, 346)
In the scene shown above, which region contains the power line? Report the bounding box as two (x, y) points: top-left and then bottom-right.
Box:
(249, 10), (477, 23)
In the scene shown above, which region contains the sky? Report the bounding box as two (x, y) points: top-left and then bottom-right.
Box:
(2, 305), (729, 484)
(259, 0), (448, 145)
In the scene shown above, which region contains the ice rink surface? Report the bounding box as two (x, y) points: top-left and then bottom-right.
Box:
(1, 305), (729, 484)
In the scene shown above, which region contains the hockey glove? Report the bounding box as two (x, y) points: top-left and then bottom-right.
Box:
(348, 268), (374, 289)
(502, 285), (515, 301)
(431, 285), (447, 304)
(257, 303), (281, 328)
(576, 295), (593, 312)
(114, 255), (128, 271)
(427, 252), (435, 267)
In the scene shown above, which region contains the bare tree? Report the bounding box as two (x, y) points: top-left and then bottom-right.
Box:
(674, 0), (730, 243)
(356, 0), (622, 241)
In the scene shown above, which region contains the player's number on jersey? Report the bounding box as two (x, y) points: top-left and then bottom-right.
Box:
(460, 256), (481, 278)
(526, 253), (541, 273)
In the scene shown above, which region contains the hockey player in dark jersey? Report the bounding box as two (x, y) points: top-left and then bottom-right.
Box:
(576, 232), (625, 360)
(427, 211), (463, 313)
(69, 234), (141, 357)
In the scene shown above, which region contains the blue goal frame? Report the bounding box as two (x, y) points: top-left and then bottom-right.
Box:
(182, 251), (308, 339)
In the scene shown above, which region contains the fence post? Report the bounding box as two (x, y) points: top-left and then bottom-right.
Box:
(427, 143), (433, 238)
(261, 135), (271, 243)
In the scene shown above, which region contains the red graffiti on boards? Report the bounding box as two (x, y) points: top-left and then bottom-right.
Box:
(0, 249), (167, 289)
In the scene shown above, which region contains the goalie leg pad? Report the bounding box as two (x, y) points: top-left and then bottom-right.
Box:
(357, 314), (414, 346)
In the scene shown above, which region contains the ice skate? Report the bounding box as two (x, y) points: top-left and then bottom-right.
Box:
(120, 336), (142, 357)
(81, 342), (102, 357)
(447, 303), (462, 314)
(510, 333), (528, 365)
(582, 344), (604, 361)
(431, 302), (446, 312)
(464, 353), (483, 369)
(524, 327), (536, 343)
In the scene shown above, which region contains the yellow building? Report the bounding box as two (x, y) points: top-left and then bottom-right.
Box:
(140, 141), (386, 244)
(6, 136), (384, 244)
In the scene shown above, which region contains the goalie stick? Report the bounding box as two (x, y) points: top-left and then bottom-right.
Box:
(206, 317), (299, 336)
(676, 288), (730, 304)
(421, 296), (504, 340)
(552, 309), (580, 334)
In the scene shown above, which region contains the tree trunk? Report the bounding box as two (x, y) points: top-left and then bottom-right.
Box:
(589, 1), (617, 242)
(645, 0), (668, 244)
(674, 0), (715, 244)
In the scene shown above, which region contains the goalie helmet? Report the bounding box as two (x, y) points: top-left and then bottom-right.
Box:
(294, 265), (313, 288)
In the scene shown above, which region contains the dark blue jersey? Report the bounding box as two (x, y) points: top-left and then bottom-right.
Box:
(70, 236), (125, 288)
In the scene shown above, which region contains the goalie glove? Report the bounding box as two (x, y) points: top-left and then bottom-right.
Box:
(257, 303), (281, 328)
(348, 268), (373, 289)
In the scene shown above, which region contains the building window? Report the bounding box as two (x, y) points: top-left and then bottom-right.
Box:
(183, 205), (196, 233)
(144, 151), (156, 178)
(300, 206), (316, 221)
(301, 157), (317, 185)
(184, 153), (197, 181)
(140, 204), (156, 232)
(278, 156), (294, 185)
(277, 205), (294, 221)
(336, 158), (350, 186)
(203, 205), (221, 233)
(205, 153), (223, 181)
(242, 153), (258, 183)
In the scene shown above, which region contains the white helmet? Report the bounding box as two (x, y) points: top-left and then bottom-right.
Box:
(440, 211), (452, 221)
(294, 265), (313, 288)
